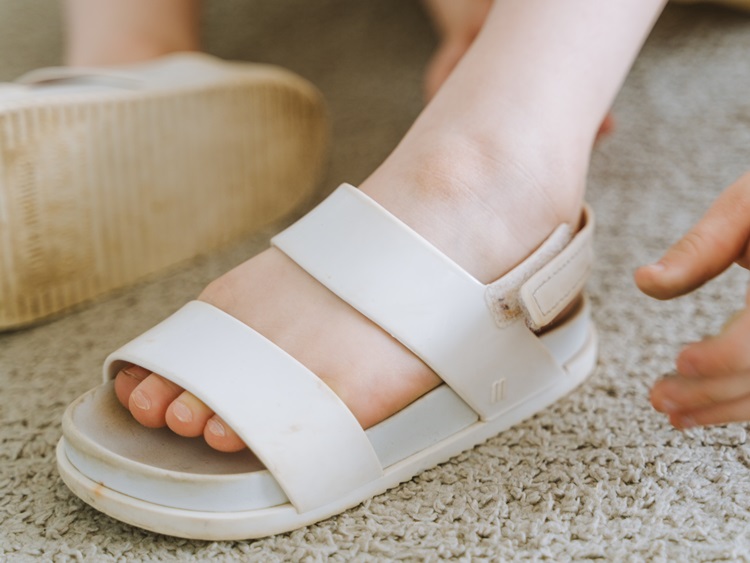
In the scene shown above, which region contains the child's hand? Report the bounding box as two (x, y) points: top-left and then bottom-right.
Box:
(635, 172), (750, 429)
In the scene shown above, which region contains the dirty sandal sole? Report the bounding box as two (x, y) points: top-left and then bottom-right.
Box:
(0, 53), (328, 330)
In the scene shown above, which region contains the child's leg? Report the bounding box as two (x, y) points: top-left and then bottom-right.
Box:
(421, 0), (617, 140)
(63, 0), (200, 66)
(115, 0), (666, 452)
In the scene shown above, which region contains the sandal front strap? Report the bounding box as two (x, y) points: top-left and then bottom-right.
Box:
(103, 301), (383, 513)
(272, 184), (568, 421)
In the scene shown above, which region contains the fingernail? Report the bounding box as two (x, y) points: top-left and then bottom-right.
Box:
(172, 400), (193, 423)
(646, 261), (666, 272)
(207, 418), (226, 437)
(131, 389), (151, 411)
(679, 415), (697, 429)
(660, 399), (678, 413)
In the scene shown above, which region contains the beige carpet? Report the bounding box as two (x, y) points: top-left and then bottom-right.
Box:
(3, 1), (750, 560)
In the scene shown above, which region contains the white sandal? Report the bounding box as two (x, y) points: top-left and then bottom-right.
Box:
(57, 184), (597, 540)
(0, 53), (327, 330)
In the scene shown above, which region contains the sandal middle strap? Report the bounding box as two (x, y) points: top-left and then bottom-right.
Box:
(272, 184), (590, 421)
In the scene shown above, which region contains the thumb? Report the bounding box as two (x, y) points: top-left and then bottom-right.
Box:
(635, 172), (750, 300)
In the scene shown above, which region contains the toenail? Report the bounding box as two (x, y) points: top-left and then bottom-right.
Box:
(131, 389), (151, 411)
(207, 418), (226, 437)
(172, 401), (193, 423)
(647, 261), (666, 272)
(123, 367), (147, 381)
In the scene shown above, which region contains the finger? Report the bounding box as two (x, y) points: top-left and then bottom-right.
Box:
(651, 368), (750, 414)
(635, 172), (750, 300)
(675, 307), (750, 379)
(595, 113), (615, 141)
(668, 392), (750, 429)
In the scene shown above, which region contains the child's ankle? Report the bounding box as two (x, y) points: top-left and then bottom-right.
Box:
(360, 130), (588, 282)
(382, 128), (587, 213)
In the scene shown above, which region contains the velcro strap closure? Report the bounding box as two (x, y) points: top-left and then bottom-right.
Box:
(484, 224), (572, 327)
(518, 205), (594, 330)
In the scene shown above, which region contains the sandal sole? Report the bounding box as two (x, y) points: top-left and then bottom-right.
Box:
(56, 314), (597, 540)
(0, 66), (328, 330)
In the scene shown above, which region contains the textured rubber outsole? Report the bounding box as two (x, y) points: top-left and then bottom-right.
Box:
(0, 67), (328, 330)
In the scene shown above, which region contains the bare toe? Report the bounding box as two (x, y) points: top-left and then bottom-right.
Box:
(204, 415), (246, 452)
(165, 391), (215, 437)
(128, 373), (184, 428)
(114, 364), (151, 408)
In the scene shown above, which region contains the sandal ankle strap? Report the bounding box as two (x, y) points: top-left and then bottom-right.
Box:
(485, 205), (594, 331)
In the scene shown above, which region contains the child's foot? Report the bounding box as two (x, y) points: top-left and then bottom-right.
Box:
(111, 0), (661, 451)
(114, 128), (587, 452)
